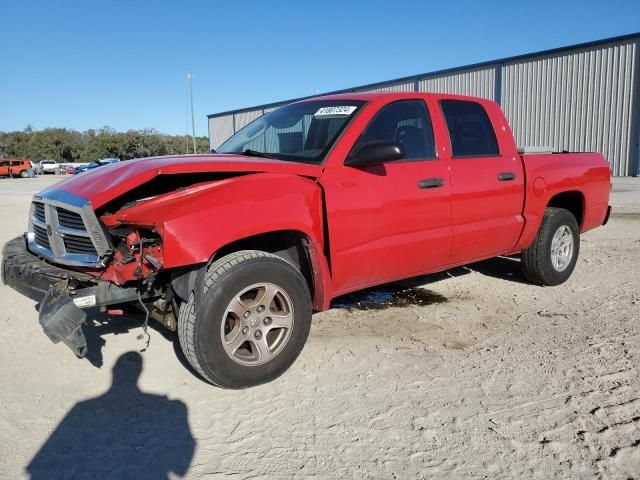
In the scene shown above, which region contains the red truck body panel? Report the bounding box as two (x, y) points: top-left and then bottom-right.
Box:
(513, 152), (611, 251)
(318, 93), (525, 294)
(53, 154), (323, 209)
(101, 172), (326, 266)
(33, 92), (611, 311)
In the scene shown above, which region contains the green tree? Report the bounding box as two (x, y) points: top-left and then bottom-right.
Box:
(0, 126), (209, 162)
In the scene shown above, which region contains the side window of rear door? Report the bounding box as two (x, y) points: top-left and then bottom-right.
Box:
(440, 100), (499, 157)
(352, 100), (436, 161)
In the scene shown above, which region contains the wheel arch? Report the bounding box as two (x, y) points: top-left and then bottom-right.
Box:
(546, 190), (585, 228)
(171, 229), (332, 311)
(513, 188), (587, 252)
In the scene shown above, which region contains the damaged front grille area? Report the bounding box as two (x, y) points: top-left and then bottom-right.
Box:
(27, 190), (112, 267)
(63, 233), (98, 255)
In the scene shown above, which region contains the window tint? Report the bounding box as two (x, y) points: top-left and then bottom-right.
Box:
(441, 100), (499, 157)
(354, 100), (435, 160)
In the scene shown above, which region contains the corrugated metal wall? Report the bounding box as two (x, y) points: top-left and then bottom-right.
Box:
(355, 81), (415, 93)
(234, 109), (264, 130)
(208, 35), (640, 174)
(502, 39), (638, 176)
(418, 66), (497, 100)
(209, 114), (234, 150)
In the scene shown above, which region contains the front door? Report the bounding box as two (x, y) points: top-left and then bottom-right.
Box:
(321, 99), (453, 295)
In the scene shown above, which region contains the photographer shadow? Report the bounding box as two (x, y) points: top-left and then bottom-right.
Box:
(26, 351), (195, 480)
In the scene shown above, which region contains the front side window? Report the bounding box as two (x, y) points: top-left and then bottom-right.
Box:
(217, 100), (365, 164)
(352, 100), (436, 160)
(440, 100), (499, 157)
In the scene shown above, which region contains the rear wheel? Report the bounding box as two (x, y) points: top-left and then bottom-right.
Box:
(177, 250), (312, 388)
(521, 207), (580, 286)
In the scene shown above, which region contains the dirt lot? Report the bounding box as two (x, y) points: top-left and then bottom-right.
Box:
(0, 175), (638, 479)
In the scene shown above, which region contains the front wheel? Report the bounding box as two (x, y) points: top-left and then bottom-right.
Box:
(20, 170), (29, 178)
(177, 250), (312, 388)
(521, 207), (580, 286)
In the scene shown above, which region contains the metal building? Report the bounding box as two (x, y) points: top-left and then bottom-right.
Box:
(208, 32), (640, 176)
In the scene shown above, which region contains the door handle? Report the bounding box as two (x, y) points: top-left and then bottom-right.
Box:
(498, 172), (516, 181)
(418, 177), (445, 189)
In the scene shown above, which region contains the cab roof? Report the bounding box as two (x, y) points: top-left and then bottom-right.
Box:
(293, 91), (493, 104)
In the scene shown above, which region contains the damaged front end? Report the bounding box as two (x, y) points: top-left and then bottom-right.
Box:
(2, 235), (165, 357)
(2, 167), (267, 358)
(2, 188), (173, 358)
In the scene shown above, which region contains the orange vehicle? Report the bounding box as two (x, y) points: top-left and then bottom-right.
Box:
(0, 159), (35, 178)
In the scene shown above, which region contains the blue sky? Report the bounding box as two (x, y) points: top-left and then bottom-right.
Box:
(1, 0), (638, 137)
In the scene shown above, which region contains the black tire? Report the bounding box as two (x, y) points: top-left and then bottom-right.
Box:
(521, 207), (580, 286)
(177, 250), (312, 388)
(20, 170), (29, 178)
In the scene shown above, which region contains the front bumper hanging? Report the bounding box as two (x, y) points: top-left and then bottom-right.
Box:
(39, 281), (89, 357)
(2, 236), (157, 357)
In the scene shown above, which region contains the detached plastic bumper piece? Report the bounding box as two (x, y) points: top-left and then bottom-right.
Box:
(39, 281), (88, 358)
(2, 236), (155, 358)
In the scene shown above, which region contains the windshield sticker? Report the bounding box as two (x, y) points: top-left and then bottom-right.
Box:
(314, 106), (357, 117)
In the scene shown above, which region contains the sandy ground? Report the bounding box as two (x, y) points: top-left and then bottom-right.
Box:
(0, 175), (638, 479)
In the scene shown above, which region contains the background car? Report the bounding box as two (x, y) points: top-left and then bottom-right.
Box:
(39, 160), (59, 174)
(0, 159), (36, 178)
(74, 157), (120, 174)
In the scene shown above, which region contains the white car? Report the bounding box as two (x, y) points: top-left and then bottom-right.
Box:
(39, 160), (59, 174)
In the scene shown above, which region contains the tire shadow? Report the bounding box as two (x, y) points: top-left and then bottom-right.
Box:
(82, 308), (211, 385)
(330, 267), (471, 310)
(466, 255), (531, 285)
(330, 256), (531, 311)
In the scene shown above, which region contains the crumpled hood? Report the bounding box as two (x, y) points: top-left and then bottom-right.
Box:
(45, 154), (323, 209)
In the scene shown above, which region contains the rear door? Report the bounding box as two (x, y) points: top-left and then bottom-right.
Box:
(0, 160), (9, 176)
(322, 99), (453, 295)
(440, 99), (525, 264)
(11, 161), (25, 175)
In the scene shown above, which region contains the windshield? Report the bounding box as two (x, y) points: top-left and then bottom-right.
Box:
(217, 100), (365, 163)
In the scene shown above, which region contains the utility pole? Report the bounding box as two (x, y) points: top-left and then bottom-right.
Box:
(185, 103), (190, 154)
(187, 73), (197, 154)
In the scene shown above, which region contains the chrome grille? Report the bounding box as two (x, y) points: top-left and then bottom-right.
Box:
(32, 223), (51, 248)
(63, 233), (98, 255)
(28, 192), (111, 267)
(33, 202), (46, 223)
(57, 207), (85, 230)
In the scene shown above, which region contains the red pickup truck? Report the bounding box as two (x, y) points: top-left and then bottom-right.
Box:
(2, 92), (611, 388)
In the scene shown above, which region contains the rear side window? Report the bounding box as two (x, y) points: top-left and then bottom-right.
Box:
(441, 100), (499, 157)
(355, 100), (436, 160)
